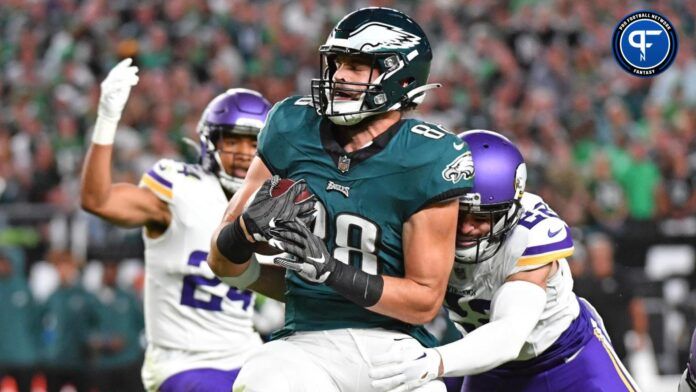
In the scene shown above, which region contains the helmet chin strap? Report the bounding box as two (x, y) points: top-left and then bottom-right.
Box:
(388, 83), (442, 111)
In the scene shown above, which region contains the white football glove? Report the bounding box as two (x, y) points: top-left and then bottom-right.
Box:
(93, 58), (139, 144)
(99, 58), (139, 120)
(369, 346), (442, 392)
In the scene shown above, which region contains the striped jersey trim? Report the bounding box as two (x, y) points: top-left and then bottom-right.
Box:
(516, 247), (574, 267)
(141, 174), (173, 201)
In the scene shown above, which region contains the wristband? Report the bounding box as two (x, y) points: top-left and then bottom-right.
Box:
(216, 217), (255, 264)
(92, 115), (119, 145)
(218, 254), (260, 290)
(326, 261), (384, 308)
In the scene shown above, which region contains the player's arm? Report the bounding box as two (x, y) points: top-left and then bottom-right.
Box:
(79, 59), (170, 229)
(208, 156), (272, 278)
(369, 263), (553, 391)
(428, 214), (573, 374)
(247, 261), (288, 303)
(433, 263), (553, 376)
(208, 156), (311, 300)
(81, 146), (170, 228)
(272, 198), (459, 325)
(373, 199), (458, 324)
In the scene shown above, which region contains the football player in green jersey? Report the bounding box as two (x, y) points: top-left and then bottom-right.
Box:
(209, 7), (474, 391)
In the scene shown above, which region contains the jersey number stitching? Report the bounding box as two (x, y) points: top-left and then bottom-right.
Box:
(518, 201), (559, 229)
(180, 250), (252, 311)
(410, 124), (447, 139)
(312, 202), (381, 275)
(445, 293), (491, 333)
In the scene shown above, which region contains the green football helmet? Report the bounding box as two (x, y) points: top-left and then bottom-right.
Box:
(311, 7), (440, 126)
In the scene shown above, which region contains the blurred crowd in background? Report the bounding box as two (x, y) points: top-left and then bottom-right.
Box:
(1, 0), (695, 390)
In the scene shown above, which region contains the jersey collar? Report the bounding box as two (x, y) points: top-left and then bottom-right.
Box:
(319, 118), (403, 174)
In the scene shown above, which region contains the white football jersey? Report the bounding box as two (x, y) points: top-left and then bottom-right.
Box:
(138, 159), (262, 356)
(445, 192), (578, 360)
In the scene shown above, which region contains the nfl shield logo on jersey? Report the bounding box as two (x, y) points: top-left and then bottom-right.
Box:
(338, 155), (351, 173)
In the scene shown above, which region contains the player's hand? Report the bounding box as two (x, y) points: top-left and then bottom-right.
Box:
(369, 346), (442, 392)
(98, 58), (139, 121)
(242, 176), (315, 242)
(270, 220), (335, 283)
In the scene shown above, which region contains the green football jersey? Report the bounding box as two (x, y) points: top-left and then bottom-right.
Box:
(258, 96), (474, 347)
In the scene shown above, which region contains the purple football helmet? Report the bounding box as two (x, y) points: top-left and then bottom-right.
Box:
(197, 88), (271, 193)
(455, 130), (527, 264)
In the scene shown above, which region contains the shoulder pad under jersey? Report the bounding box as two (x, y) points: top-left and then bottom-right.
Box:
(139, 159), (204, 203)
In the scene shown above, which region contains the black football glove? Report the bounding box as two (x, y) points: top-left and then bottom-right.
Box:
(242, 176), (316, 242)
(269, 220), (336, 283)
(271, 220), (385, 308)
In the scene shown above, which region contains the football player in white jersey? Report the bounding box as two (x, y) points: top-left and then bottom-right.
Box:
(80, 59), (280, 391)
(679, 328), (696, 392)
(369, 130), (640, 392)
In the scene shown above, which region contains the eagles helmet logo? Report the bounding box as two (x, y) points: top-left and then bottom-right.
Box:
(342, 22), (422, 51)
(442, 151), (475, 184)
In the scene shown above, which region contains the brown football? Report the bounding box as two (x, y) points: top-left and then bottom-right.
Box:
(270, 178), (313, 203)
(255, 241), (283, 256)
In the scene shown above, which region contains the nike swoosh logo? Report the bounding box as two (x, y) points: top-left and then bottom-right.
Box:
(547, 227), (563, 238)
(453, 142), (465, 151)
(416, 353), (426, 360)
(564, 347), (584, 363)
(308, 254), (326, 264)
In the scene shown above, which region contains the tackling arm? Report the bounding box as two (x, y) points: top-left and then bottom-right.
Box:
(369, 263), (553, 391)
(435, 265), (551, 376)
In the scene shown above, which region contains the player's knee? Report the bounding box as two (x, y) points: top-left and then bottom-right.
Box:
(233, 342), (297, 392)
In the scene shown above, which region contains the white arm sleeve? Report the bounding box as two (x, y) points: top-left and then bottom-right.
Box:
(436, 280), (547, 376)
(217, 254), (260, 290)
